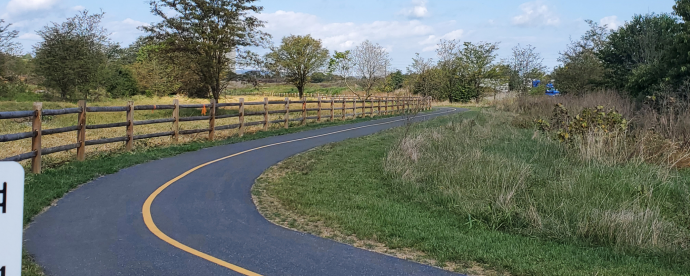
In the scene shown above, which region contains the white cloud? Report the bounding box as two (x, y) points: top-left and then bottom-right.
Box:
(399, 0), (430, 19)
(71, 5), (85, 11)
(4, 0), (61, 15)
(107, 18), (149, 46)
(512, 1), (560, 27)
(17, 33), (40, 40)
(600, 16), (622, 30)
(419, 29), (464, 51)
(257, 10), (435, 51)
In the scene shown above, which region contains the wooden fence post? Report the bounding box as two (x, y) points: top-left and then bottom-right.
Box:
(317, 96), (322, 122)
(77, 100), (86, 161)
(301, 97), (307, 125)
(209, 100), (216, 141)
(394, 97), (398, 114)
(402, 97), (409, 113)
(126, 101), (134, 151)
(361, 99), (366, 118)
(263, 97), (269, 131)
(330, 98), (334, 122)
(173, 99), (179, 143)
(31, 102), (42, 174)
(377, 98), (381, 116)
(284, 97), (290, 129)
(352, 99), (357, 119)
(342, 99), (346, 120)
(239, 98), (245, 136)
(384, 97), (388, 115)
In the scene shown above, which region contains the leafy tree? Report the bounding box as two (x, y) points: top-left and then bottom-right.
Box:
(552, 20), (609, 94)
(411, 40), (502, 102)
(457, 41), (502, 102)
(0, 19), (19, 53)
(509, 44), (546, 93)
(264, 35), (329, 98)
(670, 0), (690, 87)
(599, 13), (681, 98)
(129, 40), (200, 97)
(390, 70), (404, 90)
(408, 53), (438, 98)
(33, 11), (110, 99)
(142, 0), (271, 102)
(0, 19), (20, 79)
(330, 41), (392, 99)
(311, 72), (327, 83)
(435, 40), (463, 101)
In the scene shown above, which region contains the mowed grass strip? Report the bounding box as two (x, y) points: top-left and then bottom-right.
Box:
(253, 110), (690, 276)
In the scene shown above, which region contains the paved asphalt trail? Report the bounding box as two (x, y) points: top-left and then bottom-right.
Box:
(25, 108), (466, 276)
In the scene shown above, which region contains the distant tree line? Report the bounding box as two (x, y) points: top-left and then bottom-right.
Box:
(552, 1), (690, 100)
(2, 0), (690, 102)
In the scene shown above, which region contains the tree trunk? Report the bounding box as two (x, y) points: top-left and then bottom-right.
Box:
(298, 85), (304, 99)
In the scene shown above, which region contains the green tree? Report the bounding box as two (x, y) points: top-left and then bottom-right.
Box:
(670, 0), (690, 87)
(329, 41), (392, 99)
(265, 35), (329, 98)
(142, 0), (271, 102)
(408, 53), (439, 98)
(509, 44), (546, 93)
(0, 19), (20, 79)
(33, 11), (110, 99)
(457, 41), (501, 102)
(311, 72), (327, 83)
(599, 13), (681, 98)
(129, 40), (200, 97)
(552, 20), (609, 95)
(390, 70), (404, 90)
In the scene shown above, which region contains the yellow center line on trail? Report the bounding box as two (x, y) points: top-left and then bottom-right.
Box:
(141, 108), (457, 276)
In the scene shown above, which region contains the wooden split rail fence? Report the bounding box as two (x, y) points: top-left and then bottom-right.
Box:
(0, 96), (431, 174)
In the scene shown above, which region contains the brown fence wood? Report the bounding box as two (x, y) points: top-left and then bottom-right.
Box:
(317, 97), (322, 122)
(284, 97), (290, 129)
(126, 101), (134, 151)
(263, 98), (269, 131)
(173, 99), (179, 143)
(77, 100), (86, 161)
(0, 110), (37, 119)
(361, 100), (365, 118)
(31, 103), (42, 174)
(239, 98), (245, 137)
(301, 97), (306, 125)
(43, 108), (81, 116)
(1, 95), (427, 174)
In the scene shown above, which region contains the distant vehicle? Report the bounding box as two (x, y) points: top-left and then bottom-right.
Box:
(545, 83), (560, 96)
(532, 80), (560, 96)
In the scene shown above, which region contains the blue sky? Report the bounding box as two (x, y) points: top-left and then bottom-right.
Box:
(0, 0), (677, 71)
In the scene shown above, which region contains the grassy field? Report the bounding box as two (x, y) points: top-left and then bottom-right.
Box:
(252, 109), (690, 276)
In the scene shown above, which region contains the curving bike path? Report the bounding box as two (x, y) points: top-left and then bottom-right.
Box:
(25, 108), (466, 276)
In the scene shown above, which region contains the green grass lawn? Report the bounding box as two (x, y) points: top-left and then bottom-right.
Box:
(253, 109), (690, 276)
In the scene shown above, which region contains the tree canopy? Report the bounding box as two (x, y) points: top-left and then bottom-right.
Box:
(264, 35), (329, 98)
(142, 0), (271, 101)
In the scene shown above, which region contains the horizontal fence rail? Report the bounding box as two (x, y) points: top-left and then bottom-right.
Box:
(0, 96), (432, 174)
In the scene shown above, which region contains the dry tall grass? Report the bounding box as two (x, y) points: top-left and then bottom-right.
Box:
(499, 91), (690, 169)
(384, 110), (690, 255)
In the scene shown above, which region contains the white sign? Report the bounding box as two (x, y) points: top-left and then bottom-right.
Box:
(0, 162), (25, 276)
